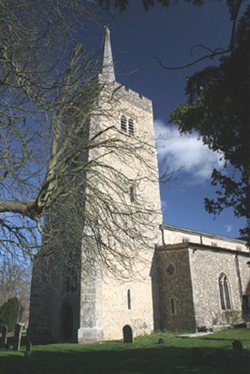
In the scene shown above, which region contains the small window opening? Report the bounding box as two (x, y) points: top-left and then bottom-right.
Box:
(66, 269), (78, 293)
(166, 264), (175, 276)
(127, 289), (131, 310)
(170, 298), (176, 315)
(128, 119), (134, 135)
(121, 115), (127, 132)
(65, 253), (78, 293)
(129, 186), (136, 203)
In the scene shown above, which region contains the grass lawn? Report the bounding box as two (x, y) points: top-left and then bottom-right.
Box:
(0, 329), (249, 374)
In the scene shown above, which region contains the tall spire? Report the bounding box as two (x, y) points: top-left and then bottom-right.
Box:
(102, 26), (115, 82)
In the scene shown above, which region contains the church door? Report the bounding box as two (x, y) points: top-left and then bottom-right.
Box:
(123, 325), (133, 343)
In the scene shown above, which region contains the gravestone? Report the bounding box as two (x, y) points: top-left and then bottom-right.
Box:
(123, 325), (133, 343)
(24, 339), (32, 374)
(26, 339), (32, 353)
(1, 325), (8, 348)
(232, 340), (243, 357)
(14, 323), (22, 351)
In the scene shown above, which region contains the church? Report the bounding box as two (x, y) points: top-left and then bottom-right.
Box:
(28, 28), (250, 344)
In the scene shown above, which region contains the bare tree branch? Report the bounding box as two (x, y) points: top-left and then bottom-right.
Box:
(155, 48), (230, 70)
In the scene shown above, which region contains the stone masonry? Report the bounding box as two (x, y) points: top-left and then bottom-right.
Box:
(156, 225), (250, 332)
(28, 28), (250, 343)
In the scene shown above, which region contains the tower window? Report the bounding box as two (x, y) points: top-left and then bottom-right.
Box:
(170, 298), (176, 315)
(129, 186), (136, 203)
(128, 119), (134, 135)
(127, 289), (131, 310)
(219, 273), (231, 310)
(120, 115), (135, 135)
(121, 115), (127, 132)
(65, 268), (78, 293)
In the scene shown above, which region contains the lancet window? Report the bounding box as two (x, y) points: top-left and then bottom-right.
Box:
(127, 289), (131, 310)
(218, 273), (231, 310)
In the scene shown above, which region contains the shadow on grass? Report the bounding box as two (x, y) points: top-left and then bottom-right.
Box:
(196, 331), (250, 344)
(0, 345), (249, 374)
(197, 337), (250, 342)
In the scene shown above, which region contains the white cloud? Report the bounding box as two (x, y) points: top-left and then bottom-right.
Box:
(154, 119), (224, 184)
(225, 224), (233, 233)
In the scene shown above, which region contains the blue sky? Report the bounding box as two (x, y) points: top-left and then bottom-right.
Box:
(92, 1), (245, 239)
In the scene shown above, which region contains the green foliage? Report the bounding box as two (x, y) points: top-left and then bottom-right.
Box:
(98, 0), (206, 13)
(171, 5), (250, 244)
(0, 297), (19, 331)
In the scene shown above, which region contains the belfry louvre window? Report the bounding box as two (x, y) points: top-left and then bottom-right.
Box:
(120, 115), (135, 135)
(128, 119), (134, 135)
(219, 273), (231, 310)
(121, 115), (127, 132)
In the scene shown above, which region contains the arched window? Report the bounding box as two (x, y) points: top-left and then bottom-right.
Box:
(128, 118), (135, 135)
(121, 115), (127, 132)
(127, 289), (131, 310)
(219, 273), (231, 310)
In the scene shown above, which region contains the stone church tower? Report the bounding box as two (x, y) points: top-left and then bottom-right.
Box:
(28, 27), (162, 343)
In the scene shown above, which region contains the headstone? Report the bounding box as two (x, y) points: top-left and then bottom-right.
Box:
(26, 339), (32, 353)
(232, 340), (243, 356)
(123, 325), (133, 343)
(14, 323), (22, 351)
(197, 326), (208, 332)
(24, 340), (32, 374)
(1, 325), (8, 348)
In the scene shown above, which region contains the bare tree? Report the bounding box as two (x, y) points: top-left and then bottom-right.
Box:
(0, 259), (30, 324)
(0, 1), (162, 278)
(0, 0), (98, 256)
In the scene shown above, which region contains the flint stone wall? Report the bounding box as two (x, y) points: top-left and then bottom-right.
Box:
(156, 248), (196, 332)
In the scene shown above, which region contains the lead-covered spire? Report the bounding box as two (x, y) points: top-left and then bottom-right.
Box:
(102, 26), (115, 82)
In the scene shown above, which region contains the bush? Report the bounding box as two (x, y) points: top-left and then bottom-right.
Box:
(0, 297), (20, 331)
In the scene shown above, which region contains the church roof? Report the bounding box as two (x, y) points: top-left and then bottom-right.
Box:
(157, 242), (250, 257)
(160, 224), (247, 245)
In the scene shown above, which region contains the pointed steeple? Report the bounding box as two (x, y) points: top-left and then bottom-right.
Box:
(102, 26), (115, 82)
